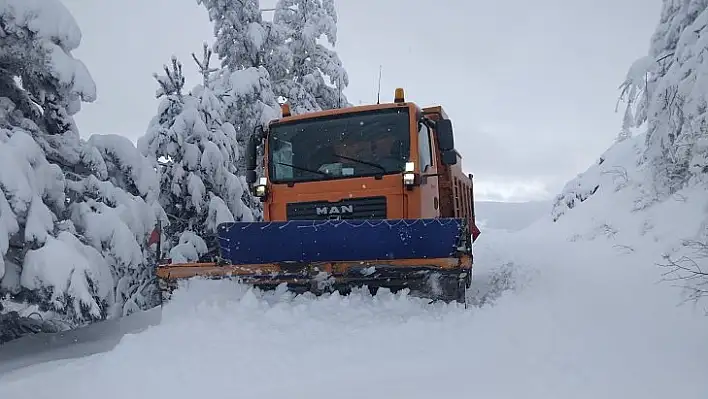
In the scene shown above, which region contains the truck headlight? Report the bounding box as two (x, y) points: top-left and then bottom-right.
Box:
(254, 177), (268, 197)
(403, 162), (416, 187)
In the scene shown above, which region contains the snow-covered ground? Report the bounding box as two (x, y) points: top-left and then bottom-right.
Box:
(0, 306), (161, 375)
(0, 231), (705, 397)
(2, 130), (708, 396)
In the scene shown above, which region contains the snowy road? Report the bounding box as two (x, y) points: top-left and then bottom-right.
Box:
(0, 306), (161, 375)
(1, 227), (707, 398)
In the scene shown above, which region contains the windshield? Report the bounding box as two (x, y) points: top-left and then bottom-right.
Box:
(268, 107), (411, 184)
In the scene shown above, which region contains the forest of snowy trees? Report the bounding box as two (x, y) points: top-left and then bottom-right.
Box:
(0, 0), (349, 343)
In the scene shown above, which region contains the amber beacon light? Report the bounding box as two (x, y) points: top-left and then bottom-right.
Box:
(394, 88), (405, 103)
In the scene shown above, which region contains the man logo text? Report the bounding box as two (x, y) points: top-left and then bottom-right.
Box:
(316, 205), (353, 215)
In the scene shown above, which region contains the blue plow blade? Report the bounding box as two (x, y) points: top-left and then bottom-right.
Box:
(216, 218), (467, 265)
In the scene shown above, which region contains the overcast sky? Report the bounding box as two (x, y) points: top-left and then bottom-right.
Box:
(62, 0), (662, 202)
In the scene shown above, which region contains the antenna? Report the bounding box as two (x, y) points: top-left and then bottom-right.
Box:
(376, 65), (382, 104)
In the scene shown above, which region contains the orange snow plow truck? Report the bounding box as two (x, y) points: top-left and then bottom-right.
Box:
(155, 88), (481, 303)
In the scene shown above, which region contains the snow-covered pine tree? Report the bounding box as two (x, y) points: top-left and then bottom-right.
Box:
(271, 0), (350, 112)
(138, 46), (264, 263)
(197, 0), (268, 70)
(0, 0), (165, 342)
(618, 1), (708, 196)
(197, 0), (350, 114)
(194, 1), (285, 217)
(214, 65), (281, 158)
(82, 134), (167, 315)
(207, 65), (281, 219)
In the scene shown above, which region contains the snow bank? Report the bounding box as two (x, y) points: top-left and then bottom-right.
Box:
(551, 134), (646, 222)
(1, 218), (707, 397)
(551, 127), (708, 307)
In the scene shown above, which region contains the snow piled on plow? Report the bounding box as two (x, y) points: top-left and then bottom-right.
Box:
(1, 218), (707, 397)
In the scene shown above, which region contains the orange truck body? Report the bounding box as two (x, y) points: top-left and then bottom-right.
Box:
(156, 90), (480, 303)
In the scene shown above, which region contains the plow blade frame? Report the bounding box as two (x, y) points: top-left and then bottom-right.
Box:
(156, 218), (473, 303)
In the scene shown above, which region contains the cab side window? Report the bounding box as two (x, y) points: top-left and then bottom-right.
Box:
(418, 122), (433, 172)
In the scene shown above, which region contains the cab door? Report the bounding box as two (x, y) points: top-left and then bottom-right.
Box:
(417, 121), (440, 218)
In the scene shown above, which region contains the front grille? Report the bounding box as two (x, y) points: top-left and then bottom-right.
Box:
(286, 196), (387, 220)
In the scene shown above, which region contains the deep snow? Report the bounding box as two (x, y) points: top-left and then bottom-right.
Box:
(1, 218), (707, 398)
(2, 132), (708, 398)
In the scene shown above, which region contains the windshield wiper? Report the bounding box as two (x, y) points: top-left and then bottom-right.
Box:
(332, 153), (386, 173)
(276, 162), (330, 177)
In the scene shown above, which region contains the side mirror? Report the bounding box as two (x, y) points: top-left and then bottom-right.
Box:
(441, 149), (457, 166)
(245, 135), (258, 184)
(246, 135), (258, 170)
(436, 119), (455, 151)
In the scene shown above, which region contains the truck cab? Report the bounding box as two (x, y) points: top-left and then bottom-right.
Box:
(245, 88), (480, 242)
